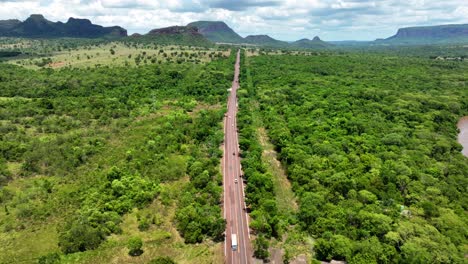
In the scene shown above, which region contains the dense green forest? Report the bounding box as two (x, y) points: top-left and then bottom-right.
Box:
(1, 38), (467, 263)
(238, 53), (467, 263)
(0, 50), (234, 263)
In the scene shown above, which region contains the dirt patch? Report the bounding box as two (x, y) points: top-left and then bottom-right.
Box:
(290, 254), (307, 264)
(48, 61), (65, 68)
(269, 247), (283, 263)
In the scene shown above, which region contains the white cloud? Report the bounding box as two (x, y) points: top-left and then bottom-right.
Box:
(0, 0), (467, 40)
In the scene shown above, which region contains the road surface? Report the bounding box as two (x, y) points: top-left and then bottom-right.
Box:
(223, 50), (252, 264)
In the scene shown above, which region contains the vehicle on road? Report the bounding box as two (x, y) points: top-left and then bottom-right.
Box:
(233, 152), (235, 155)
(234, 179), (238, 184)
(231, 234), (238, 251)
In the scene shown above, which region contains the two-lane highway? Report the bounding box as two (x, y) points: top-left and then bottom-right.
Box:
(223, 50), (252, 264)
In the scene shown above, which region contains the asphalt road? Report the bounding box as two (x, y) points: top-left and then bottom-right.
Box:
(223, 50), (252, 264)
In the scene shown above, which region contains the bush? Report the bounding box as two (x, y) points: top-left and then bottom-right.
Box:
(253, 235), (270, 260)
(37, 252), (61, 264)
(149, 256), (177, 264)
(138, 216), (150, 231)
(58, 218), (104, 254)
(128, 236), (143, 256)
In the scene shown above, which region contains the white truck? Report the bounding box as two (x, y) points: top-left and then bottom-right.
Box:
(231, 234), (238, 251)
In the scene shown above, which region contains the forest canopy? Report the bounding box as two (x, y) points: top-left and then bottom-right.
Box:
(239, 53), (468, 263)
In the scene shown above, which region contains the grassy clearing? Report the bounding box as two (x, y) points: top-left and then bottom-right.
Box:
(0, 219), (60, 263)
(7, 42), (230, 69)
(0, 175), (63, 264)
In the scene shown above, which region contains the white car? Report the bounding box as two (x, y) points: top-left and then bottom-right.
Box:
(234, 179), (238, 184)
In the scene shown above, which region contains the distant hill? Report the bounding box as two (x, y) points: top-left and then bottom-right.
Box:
(290, 36), (332, 49)
(0, 14), (127, 38)
(148, 26), (198, 35)
(187, 20), (333, 49)
(243, 35), (288, 47)
(379, 24), (468, 44)
(128, 25), (212, 47)
(0, 19), (21, 31)
(187, 21), (244, 43)
(0, 15), (335, 48)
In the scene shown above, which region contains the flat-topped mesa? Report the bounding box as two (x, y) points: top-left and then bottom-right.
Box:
(132, 25), (213, 46)
(27, 14), (46, 21)
(244, 35), (275, 41)
(148, 26), (200, 35)
(389, 24), (468, 39)
(66, 17), (93, 26)
(378, 23), (468, 44)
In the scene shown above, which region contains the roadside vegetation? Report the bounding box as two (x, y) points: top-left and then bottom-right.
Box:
(237, 52), (312, 262)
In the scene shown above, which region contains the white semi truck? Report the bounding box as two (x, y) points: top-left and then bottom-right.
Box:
(231, 234), (238, 251)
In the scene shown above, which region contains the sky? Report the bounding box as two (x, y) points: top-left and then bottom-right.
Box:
(0, 0), (467, 41)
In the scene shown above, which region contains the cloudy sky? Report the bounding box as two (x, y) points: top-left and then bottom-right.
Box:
(0, 0), (467, 40)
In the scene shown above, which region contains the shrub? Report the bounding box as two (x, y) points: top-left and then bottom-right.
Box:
(58, 218), (104, 254)
(37, 252), (61, 264)
(149, 256), (176, 264)
(128, 236), (143, 256)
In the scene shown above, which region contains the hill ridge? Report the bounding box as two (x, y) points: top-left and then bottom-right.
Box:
(379, 23), (468, 44)
(0, 14), (127, 38)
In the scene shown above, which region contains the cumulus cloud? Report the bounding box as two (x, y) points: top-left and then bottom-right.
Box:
(208, 0), (281, 11)
(0, 0), (466, 40)
(100, 0), (159, 9)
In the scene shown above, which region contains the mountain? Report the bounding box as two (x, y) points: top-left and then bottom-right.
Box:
(0, 14), (127, 38)
(290, 36), (331, 49)
(380, 24), (468, 44)
(243, 35), (288, 47)
(187, 20), (333, 48)
(128, 25), (212, 46)
(148, 26), (199, 35)
(0, 19), (21, 31)
(187, 21), (244, 43)
(64, 17), (126, 38)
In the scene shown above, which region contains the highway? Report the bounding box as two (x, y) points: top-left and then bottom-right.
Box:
(223, 49), (252, 264)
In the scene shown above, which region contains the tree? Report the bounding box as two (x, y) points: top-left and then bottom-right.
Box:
(58, 218), (104, 254)
(253, 235), (270, 260)
(128, 236), (143, 256)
